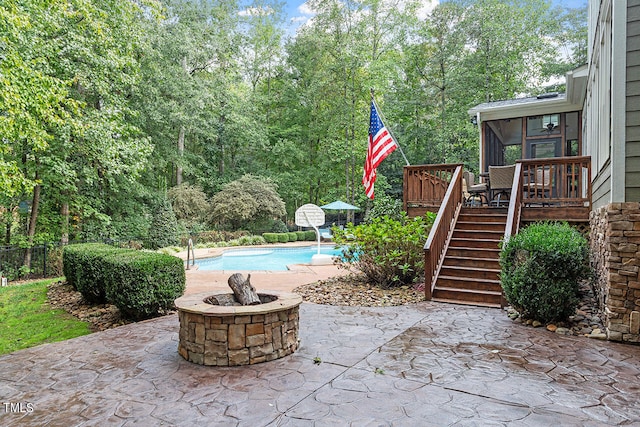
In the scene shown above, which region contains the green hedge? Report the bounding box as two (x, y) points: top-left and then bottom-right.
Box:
(277, 233), (289, 243)
(103, 251), (185, 320)
(262, 233), (279, 243)
(62, 243), (118, 303)
(262, 231), (316, 243)
(63, 244), (185, 319)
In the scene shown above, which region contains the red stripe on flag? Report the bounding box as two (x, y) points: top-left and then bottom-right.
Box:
(363, 100), (397, 199)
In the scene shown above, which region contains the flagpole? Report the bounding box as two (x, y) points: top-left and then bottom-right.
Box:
(370, 91), (410, 166)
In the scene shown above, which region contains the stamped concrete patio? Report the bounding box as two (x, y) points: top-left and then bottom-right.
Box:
(2, 258), (640, 425)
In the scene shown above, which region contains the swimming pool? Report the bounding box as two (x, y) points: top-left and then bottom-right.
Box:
(194, 246), (344, 271)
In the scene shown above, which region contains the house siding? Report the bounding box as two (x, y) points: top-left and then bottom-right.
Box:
(592, 161), (612, 207)
(627, 0), (640, 201)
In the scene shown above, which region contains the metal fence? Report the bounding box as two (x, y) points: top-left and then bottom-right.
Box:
(0, 238), (149, 282)
(0, 243), (63, 281)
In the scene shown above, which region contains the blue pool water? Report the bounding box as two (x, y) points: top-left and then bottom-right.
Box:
(194, 246), (344, 271)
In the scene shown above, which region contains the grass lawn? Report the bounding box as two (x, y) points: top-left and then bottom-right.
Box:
(0, 278), (91, 355)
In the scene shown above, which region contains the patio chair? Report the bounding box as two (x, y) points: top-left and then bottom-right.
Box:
(488, 164), (515, 207)
(319, 228), (333, 241)
(524, 167), (551, 204)
(463, 170), (488, 206)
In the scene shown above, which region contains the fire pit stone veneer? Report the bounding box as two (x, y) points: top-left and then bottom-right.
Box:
(175, 290), (302, 366)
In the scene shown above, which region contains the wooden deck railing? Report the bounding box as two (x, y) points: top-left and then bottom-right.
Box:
(518, 156), (591, 207)
(504, 156), (592, 239)
(517, 156), (592, 223)
(404, 164), (460, 216)
(422, 164), (463, 300)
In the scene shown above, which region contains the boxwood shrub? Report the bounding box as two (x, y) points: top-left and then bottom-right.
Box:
(304, 230), (316, 241)
(262, 233), (279, 243)
(295, 231), (306, 241)
(500, 222), (590, 323)
(103, 251), (185, 320)
(63, 244), (185, 319)
(287, 232), (298, 242)
(277, 233), (289, 243)
(63, 243), (118, 303)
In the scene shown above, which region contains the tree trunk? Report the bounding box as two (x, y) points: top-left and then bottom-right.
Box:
(177, 126), (184, 186)
(61, 202), (69, 245)
(23, 181), (41, 270)
(227, 273), (261, 305)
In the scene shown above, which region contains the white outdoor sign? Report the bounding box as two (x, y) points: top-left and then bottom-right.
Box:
(295, 204), (325, 227)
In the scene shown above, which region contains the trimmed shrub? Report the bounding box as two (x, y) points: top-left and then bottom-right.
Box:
(148, 199), (179, 249)
(500, 222), (590, 323)
(103, 251), (185, 320)
(63, 243), (118, 303)
(263, 233), (279, 243)
(277, 233), (289, 243)
(333, 212), (435, 288)
(304, 230), (316, 241)
(63, 243), (186, 319)
(295, 231), (306, 241)
(287, 232), (298, 242)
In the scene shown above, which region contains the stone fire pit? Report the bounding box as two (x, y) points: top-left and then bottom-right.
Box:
(175, 290), (302, 366)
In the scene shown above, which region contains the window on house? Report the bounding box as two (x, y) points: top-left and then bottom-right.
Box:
(527, 114), (561, 136)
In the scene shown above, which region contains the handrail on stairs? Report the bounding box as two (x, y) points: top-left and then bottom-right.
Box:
(186, 238), (195, 270)
(423, 164), (464, 300)
(504, 162), (523, 244)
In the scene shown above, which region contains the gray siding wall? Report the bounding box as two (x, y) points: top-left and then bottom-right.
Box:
(626, 0), (640, 201)
(593, 160), (612, 208)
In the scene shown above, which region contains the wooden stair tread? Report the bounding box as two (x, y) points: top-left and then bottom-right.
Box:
(448, 246), (500, 251)
(437, 275), (501, 285)
(442, 255), (500, 268)
(433, 287), (501, 296)
(428, 205), (508, 307)
(450, 238), (501, 243)
(442, 268), (500, 279)
(431, 298), (501, 308)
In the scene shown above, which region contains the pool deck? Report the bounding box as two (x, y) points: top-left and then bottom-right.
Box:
(176, 242), (350, 295)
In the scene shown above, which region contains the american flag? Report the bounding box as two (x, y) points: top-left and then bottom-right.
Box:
(362, 101), (397, 199)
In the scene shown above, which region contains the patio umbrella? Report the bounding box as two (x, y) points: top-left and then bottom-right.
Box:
(320, 200), (360, 225)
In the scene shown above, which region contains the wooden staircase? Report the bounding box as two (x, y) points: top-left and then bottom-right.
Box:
(431, 207), (506, 308)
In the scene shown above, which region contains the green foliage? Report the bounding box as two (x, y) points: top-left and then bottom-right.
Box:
(63, 243), (185, 320)
(167, 184), (209, 223)
(209, 175), (286, 231)
(63, 243), (118, 303)
(304, 231), (317, 241)
(363, 194), (404, 223)
(263, 233), (279, 243)
(0, 278), (91, 355)
(333, 212), (436, 287)
(287, 232), (298, 242)
(104, 251), (185, 320)
(182, 230), (249, 246)
(3, 0), (587, 258)
(148, 199), (179, 250)
(270, 220), (289, 233)
(500, 222), (590, 322)
(277, 233), (289, 243)
(237, 235), (266, 246)
(295, 231), (307, 241)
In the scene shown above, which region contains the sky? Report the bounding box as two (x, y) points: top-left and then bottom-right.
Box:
(281, 0), (588, 32)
